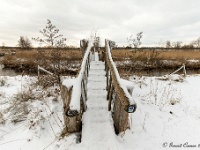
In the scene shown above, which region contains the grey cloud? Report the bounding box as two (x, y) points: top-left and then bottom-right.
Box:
(0, 0), (200, 47)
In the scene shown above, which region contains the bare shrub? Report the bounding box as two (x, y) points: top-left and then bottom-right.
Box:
(37, 75), (58, 89)
(146, 49), (161, 67)
(6, 89), (37, 123)
(0, 78), (6, 86)
(0, 112), (5, 124)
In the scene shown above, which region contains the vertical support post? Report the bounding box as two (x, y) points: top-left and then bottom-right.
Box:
(107, 75), (112, 100)
(183, 63), (187, 76)
(113, 93), (121, 134)
(38, 65), (40, 80)
(108, 84), (114, 111)
(81, 80), (87, 111)
(106, 70), (110, 90)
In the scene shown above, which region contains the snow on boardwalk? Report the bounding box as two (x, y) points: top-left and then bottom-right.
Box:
(71, 61), (119, 150)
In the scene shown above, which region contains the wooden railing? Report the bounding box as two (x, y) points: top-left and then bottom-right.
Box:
(61, 39), (90, 133)
(61, 39), (136, 134)
(105, 39), (137, 134)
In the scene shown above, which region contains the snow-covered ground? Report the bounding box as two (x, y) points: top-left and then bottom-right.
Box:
(0, 76), (77, 150)
(120, 75), (200, 150)
(1, 74), (200, 150)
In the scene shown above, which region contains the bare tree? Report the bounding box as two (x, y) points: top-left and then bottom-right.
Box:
(181, 44), (194, 48)
(2, 43), (5, 47)
(33, 19), (67, 84)
(127, 32), (143, 48)
(33, 19), (66, 48)
(108, 40), (117, 50)
(172, 41), (182, 48)
(192, 37), (200, 48)
(18, 36), (32, 49)
(166, 41), (171, 48)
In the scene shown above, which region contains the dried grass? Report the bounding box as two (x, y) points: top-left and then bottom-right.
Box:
(112, 49), (200, 61)
(2, 49), (82, 65)
(1, 49), (82, 75)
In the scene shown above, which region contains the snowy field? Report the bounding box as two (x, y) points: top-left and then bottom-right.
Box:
(0, 76), (77, 150)
(122, 75), (200, 150)
(0, 75), (200, 150)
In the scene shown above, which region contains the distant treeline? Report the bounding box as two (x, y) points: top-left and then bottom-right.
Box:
(0, 46), (80, 51)
(113, 47), (200, 50)
(1, 46), (200, 51)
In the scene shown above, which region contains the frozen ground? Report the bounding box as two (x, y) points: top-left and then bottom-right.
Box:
(121, 75), (200, 150)
(0, 76), (77, 150)
(1, 74), (200, 150)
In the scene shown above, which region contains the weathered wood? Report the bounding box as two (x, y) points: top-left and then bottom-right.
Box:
(88, 53), (91, 70)
(107, 75), (112, 100)
(119, 101), (129, 133)
(102, 50), (105, 62)
(108, 84), (114, 111)
(81, 81), (87, 111)
(105, 60), (107, 71)
(106, 69), (109, 90)
(84, 67), (88, 84)
(113, 92), (121, 134)
(61, 85), (83, 133)
(86, 58), (89, 77)
(104, 39), (134, 134)
(61, 39), (135, 135)
(61, 39), (90, 134)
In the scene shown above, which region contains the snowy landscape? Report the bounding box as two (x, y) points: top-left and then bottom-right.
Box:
(1, 0), (200, 149)
(1, 72), (200, 149)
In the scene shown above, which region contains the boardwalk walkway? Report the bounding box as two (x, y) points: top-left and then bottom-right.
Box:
(63, 41), (137, 150)
(81, 60), (119, 149)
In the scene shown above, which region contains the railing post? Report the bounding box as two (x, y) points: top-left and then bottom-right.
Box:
(108, 84), (114, 111)
(81, 80), (87, 111)
(113, 92), (121, 134)
(106, 69), (110, 90)
(61, 85), (82, 133)
(107, 75), (112, 100)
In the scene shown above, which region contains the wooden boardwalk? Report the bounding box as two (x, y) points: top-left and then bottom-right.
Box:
(80, 61), (119, 150)
(61, 40), (137, 150)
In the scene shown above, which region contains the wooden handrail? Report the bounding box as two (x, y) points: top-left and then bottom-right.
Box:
(61, 39), (136, 134)
(105, 39), (137, 134)
(61, 39), (91, 133)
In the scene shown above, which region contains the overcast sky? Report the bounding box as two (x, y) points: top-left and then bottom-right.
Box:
(0, 0), (200, 47)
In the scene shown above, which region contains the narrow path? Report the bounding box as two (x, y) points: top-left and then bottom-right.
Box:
(80, 60), (119, 150)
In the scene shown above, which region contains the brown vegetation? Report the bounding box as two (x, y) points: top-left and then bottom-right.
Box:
(111, 48), (200, 76)
(112, 49), (200, 61)
(1, 49), (82, 75)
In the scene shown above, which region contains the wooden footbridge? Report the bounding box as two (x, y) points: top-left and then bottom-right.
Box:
(61, 39), (137, 149)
